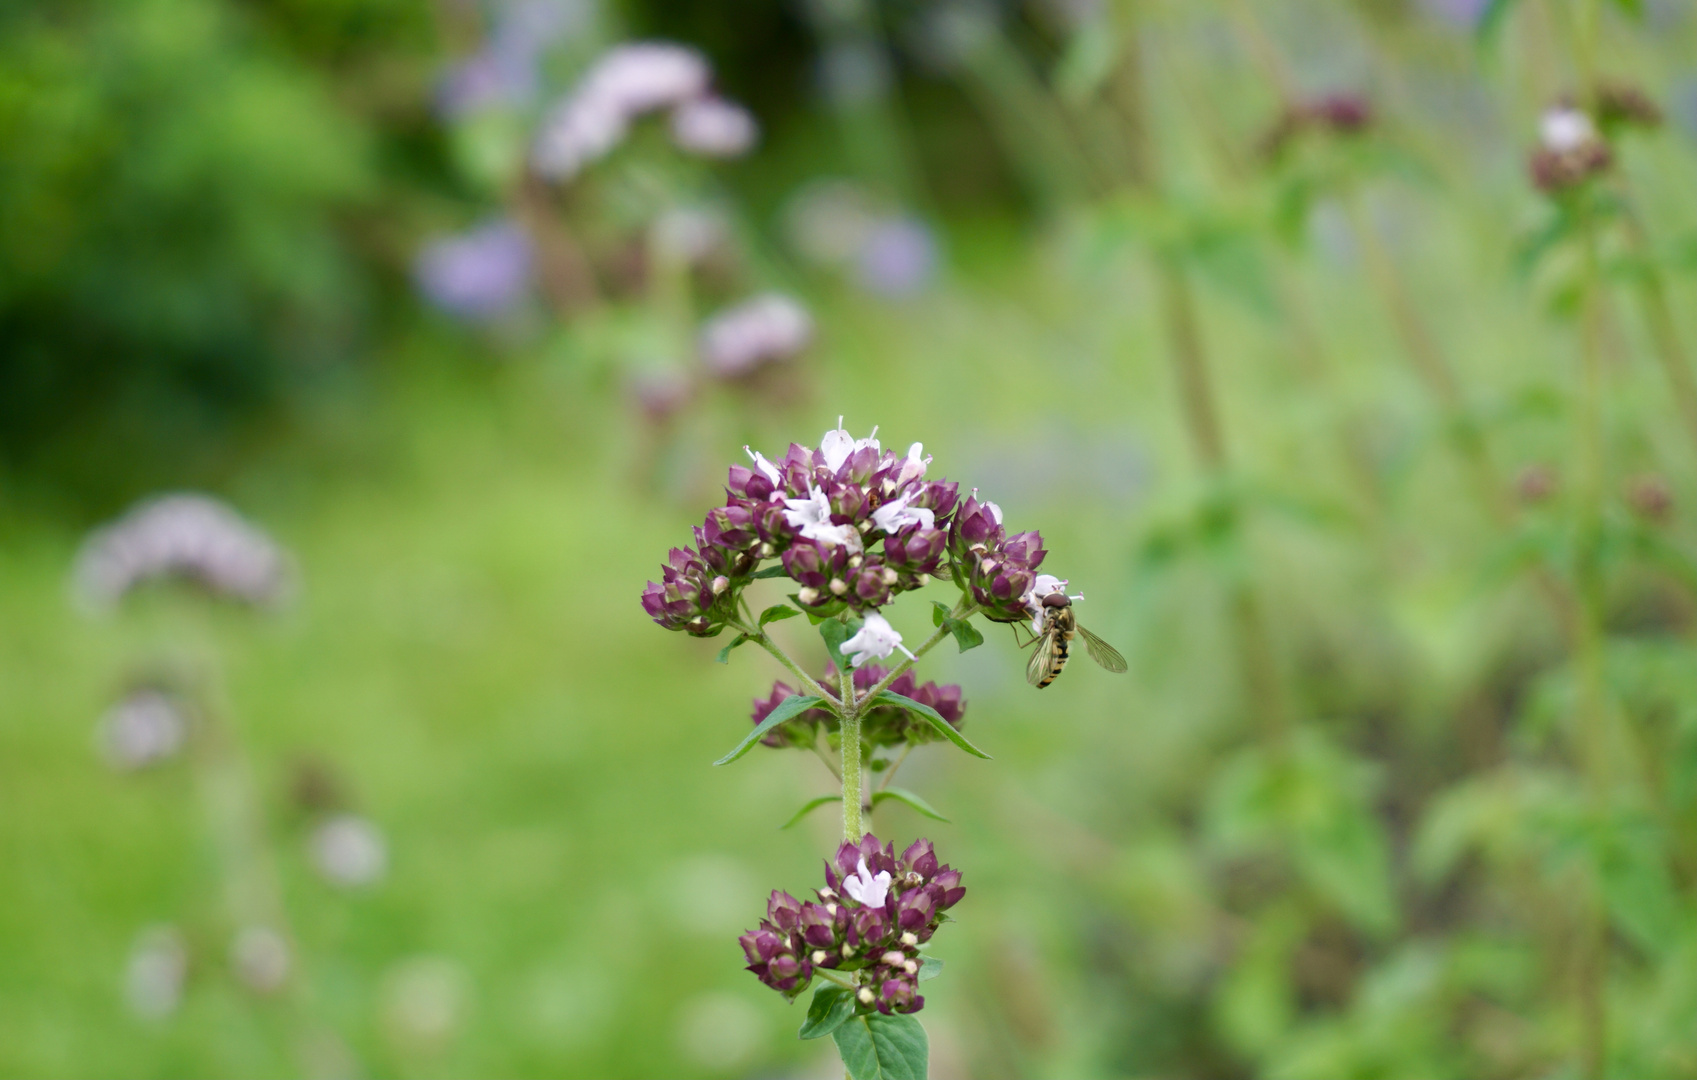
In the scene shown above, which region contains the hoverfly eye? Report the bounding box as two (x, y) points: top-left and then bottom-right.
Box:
(1042, 593), (1070, 608)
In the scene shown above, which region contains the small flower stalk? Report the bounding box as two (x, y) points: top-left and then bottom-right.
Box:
(640, 422), (1124, 1075)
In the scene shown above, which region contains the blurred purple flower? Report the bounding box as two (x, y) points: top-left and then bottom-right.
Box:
(855, 217), (938, 297)
(74, 493), (294, 610)
(533, 42), (711, 178)
(437, 0), (589, 118)
(698, 294), (814, 378)
(414, 220), (533, 320)
(99, 688), (187, 771)
(670, 96), (759, 157)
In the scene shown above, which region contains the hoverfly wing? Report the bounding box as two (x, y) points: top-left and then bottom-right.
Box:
(1078, 624), (1128, 674)
(1025, 630), (1057, 687)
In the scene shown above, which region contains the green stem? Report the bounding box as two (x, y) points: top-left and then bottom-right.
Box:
(1574, 198), (1612, 1080)
(858, 601), (978, 707)
(731, 618), (839, 706)
(841, 708), (864, 842)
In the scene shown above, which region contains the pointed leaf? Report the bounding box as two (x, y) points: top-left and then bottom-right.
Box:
(875, 691), (991, 759)
(832, 1013), (928, 1080)
(781, 795), (842, 830)
(799, 985), (857, 1040)
(713, 695), (822, 766)
(932, 601), (951, 628)
(750, 564), (790, 579)
(918, 957), (943, 982)
(760, 604), (802, 628)
(715, 634), (751, 664)
(948, 618), (984, 653)
(872, 787), (951, 823)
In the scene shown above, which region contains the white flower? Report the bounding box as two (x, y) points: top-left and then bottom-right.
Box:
(896, 442), (930, 485)
(309, 814), (388, 888)
(819, 417), (881, 472)
(743, 446), (782, 486)
(782, 486), (834, 536)
(99, 689), (187, 771)
(840, 855), (891, 909)
(870, 493), (935, 534)
(1541, 106), (1596, 153)
(986, 500), (1003, 525)
(670, 96), (759, 157)
(841, 612), (912, 667)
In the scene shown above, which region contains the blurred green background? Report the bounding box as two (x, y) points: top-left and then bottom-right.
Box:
(5, 0), (1697, 1076)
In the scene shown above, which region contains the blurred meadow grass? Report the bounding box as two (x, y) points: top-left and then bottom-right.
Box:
(6, 0), (1697, 1077)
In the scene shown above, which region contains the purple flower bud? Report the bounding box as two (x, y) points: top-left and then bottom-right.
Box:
(1000, 530), (1047, 570)
(640, 546), (723, 635)
(950, 493), (1005, 553)
(727, 464), (776, 502)
(900, 839), (939, 880)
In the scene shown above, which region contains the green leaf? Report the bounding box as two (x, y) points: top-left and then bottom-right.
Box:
(750, 564), (790, 579)
(799, 985), (857, 1040)
(872, 787), (951, 823)
(832, 1013), (928, 1080)
(930, 602), (984, 652)
(713, 695), (822, 766)
(918, 957), (943, 982)
(948, 618), (984, 653)
(781, 795), (841, 830)
(759, 604), (801, 628)
(875, 691), (991, 759)
(715, 634), (751, 664)
(820, 617), (860, 673)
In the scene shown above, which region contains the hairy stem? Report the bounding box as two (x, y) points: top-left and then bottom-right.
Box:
(841, 708), (864, 842)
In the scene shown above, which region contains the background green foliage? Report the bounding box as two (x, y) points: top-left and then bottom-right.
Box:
(4, 0), (1697, 1077)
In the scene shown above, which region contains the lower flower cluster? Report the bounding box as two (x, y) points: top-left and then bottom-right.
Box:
(751, 665), (964, 750)
(739, 835), (964, 1015)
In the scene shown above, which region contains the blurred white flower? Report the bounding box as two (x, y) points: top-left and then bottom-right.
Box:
(125, 925), (188, 1020)
(73, 494), (294, 610)
(230, 926), (291, 994)
(309, 814), (388, 888)
(669, 96), (758, 157)
(98, 689), (187, 771)
(698, 294), (813, 377)
(380, 956), (470, 1052)
(1541, 106), (1597, 153)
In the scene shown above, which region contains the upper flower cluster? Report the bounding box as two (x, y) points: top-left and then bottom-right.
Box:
(739, 834), (964, 1013)
(641, 420), (964, 637)
(751, 664), (965, 749)
(1530, 105), (1611, 193)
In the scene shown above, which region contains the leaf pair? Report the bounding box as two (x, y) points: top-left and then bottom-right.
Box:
(800, 985), (933, 1080)
(780, 788), (951, 830)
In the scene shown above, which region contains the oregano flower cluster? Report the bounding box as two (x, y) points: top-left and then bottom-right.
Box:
(640, 421), (1121, 1076)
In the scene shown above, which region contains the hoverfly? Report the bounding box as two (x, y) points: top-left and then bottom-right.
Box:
(1015, 592), (1128, 688)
